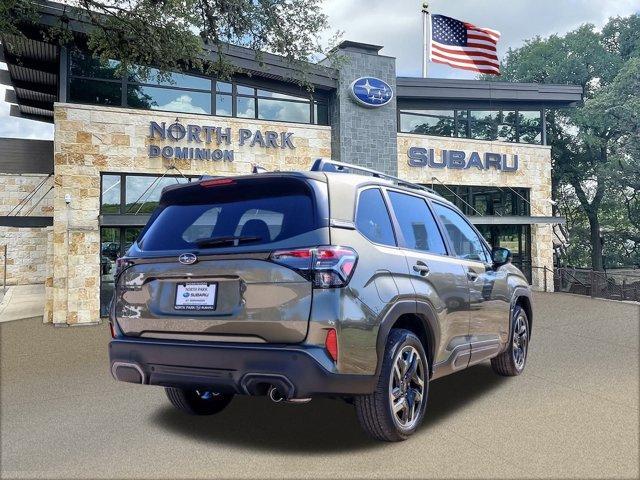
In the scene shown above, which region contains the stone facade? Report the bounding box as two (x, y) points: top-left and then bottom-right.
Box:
(323, 46), (398, 175)
(397, 133), (554, 291)
(49, 103), (332, 324)
(0, 174), (53, 286)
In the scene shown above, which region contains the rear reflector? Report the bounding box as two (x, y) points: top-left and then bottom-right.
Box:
(201, 178), (236, 187)
(325, 328), (338, 362)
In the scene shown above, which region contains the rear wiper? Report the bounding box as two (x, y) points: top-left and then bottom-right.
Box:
(194, 235), (262, 248)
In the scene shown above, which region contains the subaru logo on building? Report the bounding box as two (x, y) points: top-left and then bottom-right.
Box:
(178, 253), (197, 265)
(349, 77), (393, 107)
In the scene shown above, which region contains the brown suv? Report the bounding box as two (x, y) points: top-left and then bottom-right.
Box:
(109, 160), (532, 441)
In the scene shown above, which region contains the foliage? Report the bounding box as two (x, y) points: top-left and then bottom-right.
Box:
(484, 15), (640, 269)
(1, 0), (334, 88)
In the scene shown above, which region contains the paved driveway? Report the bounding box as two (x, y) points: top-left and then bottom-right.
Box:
(1, 292), (638, 479)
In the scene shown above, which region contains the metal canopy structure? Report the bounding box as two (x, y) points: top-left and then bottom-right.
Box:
(396, 77), (583, 109)
(0, 34), (59, 123)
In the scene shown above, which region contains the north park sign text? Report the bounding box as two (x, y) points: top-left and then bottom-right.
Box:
(148, 121), (295, 162)
(407, 147), (519, 172)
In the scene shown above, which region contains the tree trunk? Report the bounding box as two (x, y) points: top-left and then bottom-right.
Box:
(587, 212), (604, 271)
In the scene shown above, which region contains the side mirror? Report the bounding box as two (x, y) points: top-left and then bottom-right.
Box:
(492, 247), (512, 267)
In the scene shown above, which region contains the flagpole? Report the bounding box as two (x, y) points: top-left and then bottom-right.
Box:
(422, 2), (430, 77)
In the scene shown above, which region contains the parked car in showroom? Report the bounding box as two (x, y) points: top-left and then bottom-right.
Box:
(109, 160), (532, 441)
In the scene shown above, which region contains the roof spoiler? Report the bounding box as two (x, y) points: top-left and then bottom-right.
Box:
(310, 159), (437, 195)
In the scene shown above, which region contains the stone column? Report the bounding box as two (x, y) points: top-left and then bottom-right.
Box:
(322, 41), (398, 175)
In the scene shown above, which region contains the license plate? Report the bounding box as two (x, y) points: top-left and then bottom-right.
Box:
(174, 282), (217, 310)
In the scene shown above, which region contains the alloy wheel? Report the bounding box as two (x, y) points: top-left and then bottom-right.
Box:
(512, 313), (528, 370)
(388, 345), (425, 430)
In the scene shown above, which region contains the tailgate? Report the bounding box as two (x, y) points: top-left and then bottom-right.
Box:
(114, 255), (312, 343)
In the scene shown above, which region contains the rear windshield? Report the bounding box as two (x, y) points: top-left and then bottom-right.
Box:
(138, 177), (321, 251)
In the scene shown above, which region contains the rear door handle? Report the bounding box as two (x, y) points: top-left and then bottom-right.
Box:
(413, 263), (430, 276)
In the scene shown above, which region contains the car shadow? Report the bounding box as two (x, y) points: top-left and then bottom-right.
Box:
(152, 363), (506, 453)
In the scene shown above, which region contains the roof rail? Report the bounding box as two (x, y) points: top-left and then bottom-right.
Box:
(310, 159), (437, 195)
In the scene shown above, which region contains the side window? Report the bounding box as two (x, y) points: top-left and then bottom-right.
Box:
(433, 203), (489, 263)
(387, 191), (447, 254)
(355, 189), (396, 246)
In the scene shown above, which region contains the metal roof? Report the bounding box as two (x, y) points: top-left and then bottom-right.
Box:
(396, 77), (583, 108)
(1, 34), (59, 122)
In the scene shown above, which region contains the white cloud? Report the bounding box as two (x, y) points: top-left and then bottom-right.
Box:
(154, 94), (209, 114)
(321, 0), (640, 78)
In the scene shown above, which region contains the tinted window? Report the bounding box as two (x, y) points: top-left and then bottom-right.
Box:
(127, 86), (211, 114)
(388, 192), (446, 254)
(139, 182), (318, 251)
(433, 203), (489, 263)
(69, 78), (121, 106)
(101, 175), (121, 213)
(125, 175), (190, 214)
(258, 98), (310, 123)
(355, 189), (395, 246)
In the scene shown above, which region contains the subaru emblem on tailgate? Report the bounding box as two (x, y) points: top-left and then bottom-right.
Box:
(178, 253), (197, 265)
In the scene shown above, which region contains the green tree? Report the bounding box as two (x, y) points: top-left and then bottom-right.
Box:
(1, 0), (333, 86)
(486, 15), (640, 270)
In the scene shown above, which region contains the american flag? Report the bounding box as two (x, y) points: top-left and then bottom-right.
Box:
(429, 14), (501, 75)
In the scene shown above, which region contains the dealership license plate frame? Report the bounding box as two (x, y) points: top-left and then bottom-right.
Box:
(174, 282), (218, 311)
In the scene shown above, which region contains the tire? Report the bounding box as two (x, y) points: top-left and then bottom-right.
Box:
(491, 304), (529, 376)
(165, 387), (234, 415)
(355, 329), (429, 442)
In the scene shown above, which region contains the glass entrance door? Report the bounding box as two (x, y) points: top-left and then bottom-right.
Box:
(477, 224), (532, 283)
(100, 226), (143, 316)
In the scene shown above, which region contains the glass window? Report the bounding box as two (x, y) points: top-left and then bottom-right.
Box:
(125, 175), (189, 214)
(388, 192), (446, 254)
(518, 111), (542, 144)
(258, 98), (310, 123)
(69, 78), (122, 106)
(139, 192), (317, 251)
(128, 66), (210, 90)
(400, 110), (455, 136)
(126, 85), (211, 114)
(215, 93), (232, 116)
(236, 96), (255, 118)
(216, 81), (232, 93)
(314, 102), (329, 125)
(433, 203), (489, 263)
(455, 110), (469, 137)
(355, 189), (396, 246)
(497, 111), (517, 142)
(70, 49), (121, 79)
(101, 175), (121, 213)
(257, 89), (306, 101)
(469, 110), (497, 141)
(237, 85), (255, 95)
(234, 209), (285, 240)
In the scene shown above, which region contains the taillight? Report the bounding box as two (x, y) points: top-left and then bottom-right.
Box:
(201, 178), (236, 188)
(325, 328), (338, 362)
(270, 246), (358, 288)
(109, 322), (116, 338)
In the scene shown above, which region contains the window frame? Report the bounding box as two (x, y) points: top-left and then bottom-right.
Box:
(100, 172), (199, 216)
(430, 200), (493, 265)
(67, 49), (329, 125)
(353, 186), (399, 248)
(398, 108), (543, 145)
(381, 187), (450, 257)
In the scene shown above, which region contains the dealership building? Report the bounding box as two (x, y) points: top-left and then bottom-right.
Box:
(0, 1), (582, 325)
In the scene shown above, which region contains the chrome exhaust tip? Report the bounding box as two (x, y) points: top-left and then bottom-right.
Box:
(268, 386), (285, 403)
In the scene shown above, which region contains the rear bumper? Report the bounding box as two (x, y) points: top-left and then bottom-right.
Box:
(109, 337), (376, 398)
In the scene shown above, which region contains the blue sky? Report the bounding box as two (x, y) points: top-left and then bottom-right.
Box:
(1, 0), (639, 140)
